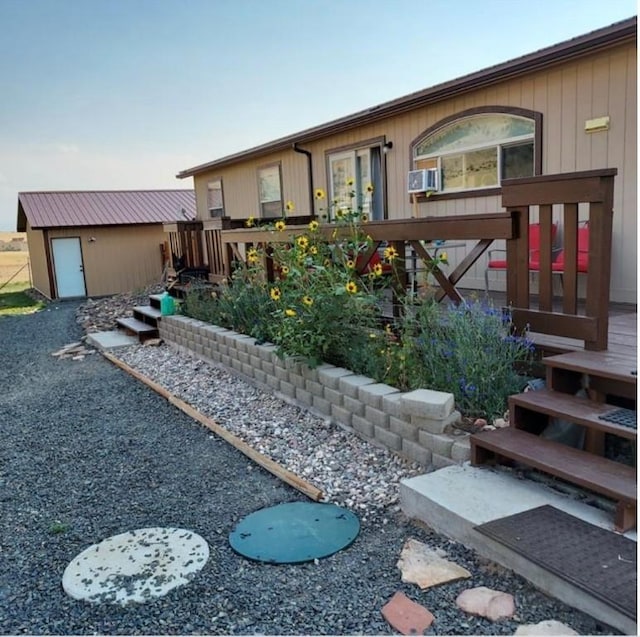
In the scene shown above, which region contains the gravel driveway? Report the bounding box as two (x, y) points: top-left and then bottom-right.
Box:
(0, 301), (613, 635)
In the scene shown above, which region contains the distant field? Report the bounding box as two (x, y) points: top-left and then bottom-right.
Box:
(0, 232), (30, 286)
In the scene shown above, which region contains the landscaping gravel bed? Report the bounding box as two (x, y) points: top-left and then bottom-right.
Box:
(0, 301), (616, 635)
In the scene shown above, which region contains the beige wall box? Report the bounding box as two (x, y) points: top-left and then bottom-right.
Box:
(585, 116), (610, 132)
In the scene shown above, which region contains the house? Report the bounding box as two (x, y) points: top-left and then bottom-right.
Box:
(16, 190), (196, 299)
(175, 17), (636, 304)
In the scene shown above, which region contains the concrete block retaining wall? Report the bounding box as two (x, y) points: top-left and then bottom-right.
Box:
(159, 315), (471, 469)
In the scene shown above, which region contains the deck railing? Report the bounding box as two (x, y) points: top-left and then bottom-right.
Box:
(502, 168), (616, 351)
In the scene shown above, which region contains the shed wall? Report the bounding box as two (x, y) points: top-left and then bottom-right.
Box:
(25, 223), (52, 299)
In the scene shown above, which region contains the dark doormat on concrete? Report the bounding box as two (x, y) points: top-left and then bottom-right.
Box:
(475, 505), (637, 620)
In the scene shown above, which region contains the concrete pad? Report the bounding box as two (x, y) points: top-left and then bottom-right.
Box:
(400, 464), (636, 635)
(86, 330), (138, 350)
(62, 527), (209, 605)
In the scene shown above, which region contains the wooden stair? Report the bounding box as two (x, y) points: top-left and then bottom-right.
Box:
(471, 349), (637, 532)
(116, 294), (166, 342)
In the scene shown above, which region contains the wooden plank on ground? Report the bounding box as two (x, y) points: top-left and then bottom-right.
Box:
(102, 351), (323, 501)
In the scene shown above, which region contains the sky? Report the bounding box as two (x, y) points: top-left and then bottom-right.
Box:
(0, 0), (636, 230)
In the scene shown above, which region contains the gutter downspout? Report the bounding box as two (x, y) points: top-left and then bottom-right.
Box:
(292, 143), (315, 218)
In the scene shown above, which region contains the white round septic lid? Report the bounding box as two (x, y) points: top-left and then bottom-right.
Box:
(62, 527), (209, 605)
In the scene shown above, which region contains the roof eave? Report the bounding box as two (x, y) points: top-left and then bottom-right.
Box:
(177, 16), (637, 179)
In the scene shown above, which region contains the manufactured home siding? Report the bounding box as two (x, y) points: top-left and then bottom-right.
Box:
(46, 226), (166, 297)
(189, 40), (636, 302)
(25, 223), (51, 299)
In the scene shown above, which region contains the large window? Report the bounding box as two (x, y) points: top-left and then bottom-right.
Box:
(328, 143), (384, 221)
(413, 111), (538, 194)
(207, 179), (224, 218)
(258, 164), (283, 218)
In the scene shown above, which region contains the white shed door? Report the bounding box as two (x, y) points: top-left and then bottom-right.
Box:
(52, 237), (86, 298)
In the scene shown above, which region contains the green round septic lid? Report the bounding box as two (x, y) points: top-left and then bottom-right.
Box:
(229, 501), (360, 564)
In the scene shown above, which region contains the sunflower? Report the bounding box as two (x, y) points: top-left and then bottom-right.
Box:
(308, 220), (319, 232)
(247, 248), (259, 265)
(361, 213), (369, 223)
(314, 188), (326, 200)
(285, 201), (295, 212)
(373, 262), (383, 276)
(245, 215), (255, 228)
(270, 287), (281, 301)
(280, 265), (289, 275)
(383, 245), (399, 261)
(335, 209), (344, 219)
(366, 183), (374, 193)
(346, 177), (355, 187)
(345, 281), (358, 294)
(309, 246), (318, 255)
(285, 308), (297, 317)
(297, 235), (309, 249)
(439, 251), (448, 264)
(345, 259), (355, 269)
(302, 295), (314, 307)
(275, 220), (286, 232)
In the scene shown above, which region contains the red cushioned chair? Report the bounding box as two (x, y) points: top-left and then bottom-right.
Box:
(355, 248), (393, 275)
(551, 223), (590, 273)
(484, 223), (558, 294)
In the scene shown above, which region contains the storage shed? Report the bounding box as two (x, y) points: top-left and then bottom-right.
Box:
(16, 190), (195, 299)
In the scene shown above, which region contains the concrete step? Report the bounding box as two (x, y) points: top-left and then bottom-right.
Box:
(400, 464), (636, 635)
(133, 305), (162, 325)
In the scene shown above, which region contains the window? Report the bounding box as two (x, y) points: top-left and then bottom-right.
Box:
(328, 144), (383, 221)
(207, 179), (224, 218)
(258, 164), (283, 218)
(413, 111), (537, 193)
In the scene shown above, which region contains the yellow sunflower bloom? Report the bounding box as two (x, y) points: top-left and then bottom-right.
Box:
(308, 220), (319, 232)
(346, 177), (355, 187)
(285, 308), (297, 317)
(361, 213), (369, 223)
(285, 201), (295, 212)
(383, 246), (398, 261)
(439, 251), (448, 264)
(335, 209), (344, 219)
(245, 215), (255, 228)
(247, 249), (259, 265)
(275, 220), (286, 232)
(270, 287), (281, 301)
(314, 188), (326, 200)
(297, 236), (309, 249)
(302, 295), (313, 306)
(280, 265), (289, 275)
(346, 259), (355, 269)
(310, 246), (318, 255)
(373, 263), (383, 276)
(345, 281), (358, 294)
(366, 183), (374, 193)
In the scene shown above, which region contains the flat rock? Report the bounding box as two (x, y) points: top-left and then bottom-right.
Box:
(397, 538), (471, 589)
(381, 591), (435, 635)
(514, 620), (579, 635)
(456, 586), (516, 621)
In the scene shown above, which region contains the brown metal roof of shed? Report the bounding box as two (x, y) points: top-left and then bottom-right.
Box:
(17, 190), (196, 230)
(177, 16), (637, 179)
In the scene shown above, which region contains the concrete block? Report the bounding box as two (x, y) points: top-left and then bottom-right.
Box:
(241, 363), (255, 377)
(324, 387), (343, 406)
(451, 437), (471, 463)
(250, 355), (262, 369)
(279, 380), (295, 398)
(218, 344), (229, 357)
(431, 453), (458, 470)
(284, 357), (303, 375)
(389, 416), (420, 441)
(261, 361), (275, 376)
(302, 363), (335, 382)
(364, 405), (390, 429)
(374, 425), (402, 451)
(221, 330), (241, 347)
(343, 395), (364, 417)
(331, 404), (353, 427)
(401, 388), (455, 420)
(312, 395), (331, 415)
(401, 439), (432, 467)
(352, 415), (374, 439)
(238, 351), (250, 365)
(338, 374), (376, 398)
(290, 373), (306, 390)
(275, 367), (290, 382)
(253, 369), (267, 385)
(230, 358), (243, 373)
(257, 343), (278, 362)
(306, 380), (324, 398)
(220, 354), (231, 368)
(266, 375), (280, 392)
(419, 431), (455, 457)
(411, 410), (461, 435)
(358, 383), (400, 410)
(318, 366), (353, 390)
(295, 387), (313, 406)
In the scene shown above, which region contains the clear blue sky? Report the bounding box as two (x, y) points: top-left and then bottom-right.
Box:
(0, 0), (636, 230)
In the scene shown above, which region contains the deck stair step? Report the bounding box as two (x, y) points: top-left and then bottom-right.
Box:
(510, 389), (637, 441)
(148, 294), (165, 310)
(115, 316), (159, 341)
(132, 305), (162, 325)
(470, 427), (637, 531)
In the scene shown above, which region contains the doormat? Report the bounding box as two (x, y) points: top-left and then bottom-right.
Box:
(475, 505), (636, 620)
(599, 407), (637, 430)
(229, 501), (359, 564)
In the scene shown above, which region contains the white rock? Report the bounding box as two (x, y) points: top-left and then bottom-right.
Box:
(397, 538), (471, 589)
(514, 620), (579, 635)
(456, 586), (515, 621)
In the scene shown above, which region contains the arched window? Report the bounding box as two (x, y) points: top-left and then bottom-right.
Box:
(411, 108), (541, 194)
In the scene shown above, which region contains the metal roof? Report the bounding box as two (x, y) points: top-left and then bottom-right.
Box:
(177, 16), (637, 179)
(17, 190), (196, 230)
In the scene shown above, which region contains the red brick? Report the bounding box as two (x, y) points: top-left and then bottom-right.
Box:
(381, 591), (434, 635)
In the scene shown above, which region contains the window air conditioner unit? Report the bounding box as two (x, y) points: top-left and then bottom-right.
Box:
(408, 168), (440, 194)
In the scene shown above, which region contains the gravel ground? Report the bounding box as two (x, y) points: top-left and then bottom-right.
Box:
(0, 301), (616, 635)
